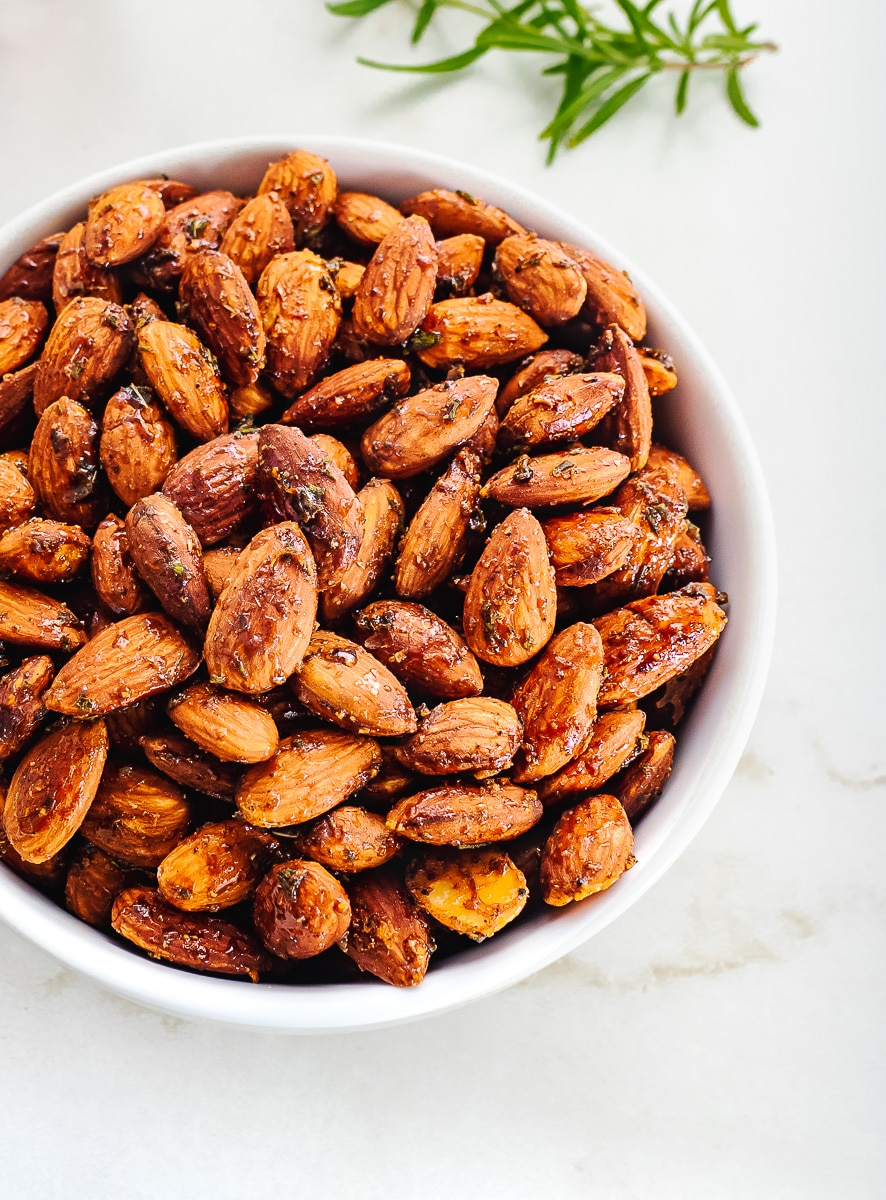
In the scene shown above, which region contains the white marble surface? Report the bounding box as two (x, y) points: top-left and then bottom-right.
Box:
(0, 1), (883, 1195)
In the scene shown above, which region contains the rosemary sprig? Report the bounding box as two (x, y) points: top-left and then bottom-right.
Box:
(327, 0), (776, 161)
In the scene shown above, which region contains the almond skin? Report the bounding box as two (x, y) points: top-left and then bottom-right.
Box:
(352, 215), (438, 346)
(395, 697), (522, 776)
(257, 150), (338, 241)
(236, 729), (382, 828)
(416, 296), (547, 369)
(499, 372), (624, 448)
(52, 223), (123, 314)
(406, 847), (527, 940)
(0, 232), (64, 303)
(180, 249), (266, 386)
(593, 323), (652, 472)
(355, 600), (483, 699)
(292, 630), (417, 737)
(111, 885), (269, 981)
(253, 859), (351, 959)
(539, 710), (647, 804)
(280, 358), (411, 430)
(161, 430), (259, 546)
(140, 731), (238, 801)
(256, 250), (341, 396)
(204, 522), (318, 694)
(435, 234), (485, 297)
(334, 191), (402, 245)
(297, 806), (403, 874)
(29, 397), (106, 528)
(219, 192), (295, 287)
(132, 190), (244, 291)
(3, 718), (108, 863)
(0, 298), (49, 376)
(463, 508), (557, 667)
(138, 320), (228, 442)
(84, 182), (166, 267)
(0, 580), (86, 652)
(542, 509), (640, 587)
(541, 793), (635, 906)
(341, 869), (433, 987)
(618, 729), (676, 823)
(100, 384), (178, 507)
(126, 493), (211, 632)
(321, 478), (403, 623)
(495, 234), (587, 326)
(0, 518), (90, 584)
(560, 242), (647, 341)
(0, 454), (36, 533)
(498, 348), (586, 415)
(45, 612), (201, 717)
(65, 844), (132, 927)
(400, 188), (525, 244)
(387, 781), (542, 847)
(90, 515), (152, 616)
(157, 819), (279, 911)
(33, 296), (133, 413)
(81, 760), (191, 868)
(0, 656), (54, 761)
(168, 682), (279, 764)
(361, 374), (498, 479)
(482, 446), (631, 509)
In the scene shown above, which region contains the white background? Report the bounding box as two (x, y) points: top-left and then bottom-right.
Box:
(0, 1), (883, 1196)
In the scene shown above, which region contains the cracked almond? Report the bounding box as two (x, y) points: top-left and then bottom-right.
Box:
(406, 847), (527, 940)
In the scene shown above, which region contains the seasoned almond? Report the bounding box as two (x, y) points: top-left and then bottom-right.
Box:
(3, 718), (108, 863)
(0, 232), (64, 303)
(435, 233), (485, 297)
(253, 859), (350, 958)
(560, 243), (647, 341)
(352, 215), (437, 346)
(0, 580), (86, 651)
(33, 296), (133, 413)
(334, 191), (402, 245)
(81, 760), (191, 867)
(219, 192), (295, 286)
(2, 449), (29, 474)
(204, 522), (317, 694)
(594, 582), (727, 706)
(387, 781), (542, 846)
(138, 320), (228, 442)
(497, 348), (586, 415)
(593, 324), (652, 471)
(45, 612), (200, 716)
(256, 250), (341, 396)
(311, 434), (360, 490)
(500, 371), (624, 448)
(168, 682), (278, 763)
(406, 847), (527, 940)
(0, 806), (70, 892)
(416, 296), (547, 369)
(91, 514), (151, 616)
(100, 384), (177, 506)
(400, 188), (525, 244)
(202, 545), (241, 601)
(140, 731), (238, 801)
(104, 696), (160, 754)
(355, 600), (483, 699)
(495, 234), (587, 326)
(257, 150), (338, 240)
(322, 478), (403, 622)
(237, 729), (382, 828)
(65, 844), (132, 926)
(29, 398), (106, 527)
(618, 729), (675, 822)
(341, 869), (433, 987)
(132, 190), (244, 291)
(395, 697), (521, 776)
(137, 178), (199, 209)
(463, 508), (556, 667)
(540, 709), (647, 804)
(0, 518), (90, 584)
(639, 347), (678, 396)
(52, 222), (124, 313)
(652, 646), (715, 726)
(162, 430), (258, 546)
(180, 249), (266, 386)
(646, 443), (710, 510)
(0, 362), (38, 446)
(0, 655), (54, 761)
(292, 630), (417, 737)
(281, 358), (410, 429)
(128, 291), (166, 327)
(541, 793), (635, 906)
(157, 819), (279, 911)
(228, 379), (274, 420)
(126, 493), (210, 632)
(298, 806), (403, 873)
(482, 446), (631, 508)
(0, 298), (49, 375)
(111, 885), (269, 980)
(361, 746), (416, 805)
(84, 182), (166, 267)
(0, 453), (36, 532)
(394, 449), (482, 599)
(542, 509), (639, 587)
(664, 524), (710, 589)
(328, 258), (365, 300)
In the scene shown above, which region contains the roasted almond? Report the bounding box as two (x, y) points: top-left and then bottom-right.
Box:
(280, 358), (411, 429)
(81, 760), (191, 867)
(334, 191), (402, 245)
(65, 844), (132, 927)
(646, 443), (710, 510)
(416, 296), (547, 369)
(618, 729), (676, 823)
(138, 319), (228, 442)
(499, 371), (623, 449)
(0, 803), (70, 892)
(395, 697), (521, 776)
(0, 518), (90, 584)
(435, 233), (485, 297)
(355, 600), (483, 699)
(204, 522), (318, 694)
(400, 188), (525, 244)
(539, 709), (647, 804)
(33, 296), (133, 413)
(0, 298), (49, 376)
(128, 291), (166, 326)
(639, 348), (678, 397)
(352, 215), (437, 346)
(297, 806), (403, 874)
(560, 243), (647, 341)
(236, 728), (382, 828)
(29, 398), (106, 527)
(180, 249), (266, 386)
(132, 190), (244, 291)
(45, 611), (200, 716)
(140, 731), (238, 801)
(497, 348), (586, 415)
(219, 192), (296, 287)
(0, 362), (38, 446)
(387, 780), (542, 846)
(361, 746), (416, 806)
(540, 792), (635, 906)
(463, 508), (556, 667)
(0, 655), (54, 761)
(84, 182), (166, 267)
(482, 446), (631, 508)
(321, 478), (403, 622)
(162, 430), (259, 546)
(593, 324), (652, 471)
(406, 847), (528, 940)
(90, 514), (151, 616)
(542, 509), (640, 587)
(256, 250), (341, 396)
(341, 869), (433, 987)
(361, 374), (498, 479)
(0, 453), (36, 532)
(663, 524), (710, 589)
(495, 234), (587, 325)
(126, 493), (210, 632)
(652, 646), (715, 726)
(257, 150), (338, 241)
(100, 383), (178, 507)
(52, 222), (123, 313)
(0, 232), (64, 303)
(0, 579), (86, 652)
(168, 682), (279, 763)
(327, 259), (365, 301)
(228, 379), (274, 421)
(111, 885), (269, 980)
(157, 818), (279, 911)
(3, 718), (108, 863)
(292, 630), (417, 737)
(253, 859), (351, 959)
(202, 545), (241, 601)
(311, 434), (360, 490)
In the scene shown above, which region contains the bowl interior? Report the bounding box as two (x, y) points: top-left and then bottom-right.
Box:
(0, 137), (776, 1031)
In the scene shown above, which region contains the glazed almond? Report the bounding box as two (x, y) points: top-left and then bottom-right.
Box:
(0, 232), (63, 303)
(253, 859), (351, 959)
(499, 372), (624, 448)
(236, 729), (382, 828)
(0, 454), (36, 533)
(0, 656), (54, 761)
(0, 580), (86, 652)
(90, 515), (151, 616)
(29, 398), (106, 528)
(593, 323), (652, 472)
(204, 522), (317, 694)
(84, 182), (166, 267)
(400, 188), (525, 244)
(3, 718), (108, 863)
(497, 348), (585, 415)
(310, 434), (360, 490)
(168, 682), (279, 763)
(542, 509), (639, 587)
(352, 215), (438, 346)
(256, 250), (341, 397)
(202, 545), (241, 601)
(81, 760), (191, 867)
(334, 191), (402, 245)
(180, 249), (266, 386)
(0, 518), (90, 584)
(435, 233), (485, 297)
(482, 446), (631, 509)
(328, 259), (365, 301)
(406, 847), (527, 940)
(140, 731), (238, 801)
(341, 870), (433, 987)
(257, 149), (337, 240)
(126, 493), (211, 632)
(463, 508), (556, 667)
(416, 296), (547, 369)
(157, 819), (279, 911)
(65, 844), (131, 927)
(395, 697), (521, 776)
(0, 298), (49, 376)
(228, 379), (274, 421)
(33, 296), (133, 413)
(280, 358), (411, 430)
(560, 242), (647, 341)
(138, 320), (228, 442)
(387, 781), (542, 846)
(639, 348), (678, 397)
(664, 524), (710, 589)
(646, 443), (711, 510)
(52, 223), (123, 314)
(161, 430), (259, 546)
(132, 190), (244, 291)
(298, 806), (403, 874)
(219, 192), (295, 287)
(355, 600), (483, 699)
(45, 612), (200, 716)
(100, 384), (178, 507)
(0, 362), (38, 446)
(618, 729), (676, 823)
(541, 793), (635, 906)
(322, 478), (403, 622)
(495, 234), (587, 325)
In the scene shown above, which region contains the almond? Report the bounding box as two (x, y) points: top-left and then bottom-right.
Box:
(593, 324), (652, 471)
(65, 844), (132, 927)
(310, 434), (360, 490)
(482, 445), (631, 509)
(228, 379), (274, 420)
(416, 295), (547, 369)
(140, 731), (238, 801)
(361, 374), (498, 479)
(639, 348), (678, 397)
(341, 869), (433, 987)
(463, 508), (556, 667)
(334, 191), (402, 245)
(3, 718), (108, 863)
(539, 709), (647, 804)
(362, 747), (416, 805)
(400, 188), (525, 244)
(81, 760), (191, 867)
(45, 612), (201, 716)
(0, 361), (38, 445)
(497, 348), (586, 415)
(652, 647), (715, 727)
(157, 819), (279, 911)
(90, 515), (152, 616)
(202, 545), (241, 601)
(0, 518), (90, 584)
(52, 222), (124, 314)
(162, 430), (258, 546)
(0, 298), (49, 376)
(126, 291), (165, 326)
(328, 259), (365, 301)
(435, 233), (485, 297)
(395, 697), (521, 776)
(463, 404), (499, 463)
(256, 250), (341, 396)
(84, 182), (166, 267)
(236, 728), (382, 828)
(542, 509), (640, 587)
(292, 630), (417, 737)
(138, 320), (228, 442)
(321, 478), (403, 622)
(99, 383), (178, 507)
(204, 522), (318, 694)
(540, 793), (635, 906)
(618, 729), (676, 823)
(500, 371), (624, 449)
(138, 178), (199, 209)
(560, 242), (647, 341)
(352, 215), (437, 346)
(0, 806), (70, 892)
(355, 600), (483, 699)
(0, 579), (86, 652)
(663, 524), (709, 590)
(0, 453), (36, 532)
(386, 780), (542, 846)
(280, 357), (411, 429)
(297, 806), (403, 874)
(0, 232), (64, 303)
(29, 397), (106, 527)
(168, 682), (279, 763)
(0, 655), (54, 761)
(126, 493), (210, 632)
(646, 443), (710, 510)
(253, 859), (351, 959)
(495, 234), (587, 325)
(257, 150), (337, 241)
(111, 885), (269, 980)
(219, 192), (295, 286)
(132, 190), (244, 291)
(33, 296), (133, 413)
(180, 249), (266, 386)
(406, 847), (527, 940)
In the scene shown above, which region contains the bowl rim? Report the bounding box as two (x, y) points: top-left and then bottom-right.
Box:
(0, 135), (777, 1032)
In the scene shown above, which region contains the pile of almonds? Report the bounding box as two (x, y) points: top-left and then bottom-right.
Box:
(0, 149), (726, 988)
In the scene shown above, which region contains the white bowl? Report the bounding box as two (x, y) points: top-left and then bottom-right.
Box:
(0, 136), (776, 1032)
